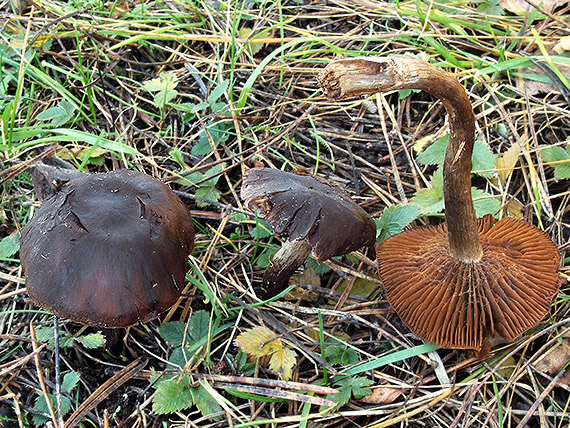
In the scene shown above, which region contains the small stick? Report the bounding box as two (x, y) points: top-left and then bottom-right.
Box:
(30, 321), (59, 427)
(54, 317), (64, 428)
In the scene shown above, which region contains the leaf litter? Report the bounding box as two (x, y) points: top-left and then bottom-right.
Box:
(0, 0), (569, 427)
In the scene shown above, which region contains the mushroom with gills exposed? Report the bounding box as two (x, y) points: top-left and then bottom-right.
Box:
(20, 165), (195, 329)
(318, 57), (563, 355)
(240, 167), (376, 299)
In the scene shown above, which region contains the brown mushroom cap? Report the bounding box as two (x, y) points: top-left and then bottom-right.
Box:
(20, 169), (194, 328)
(377, 215), (562, 350)
(241, 167), (376, 297)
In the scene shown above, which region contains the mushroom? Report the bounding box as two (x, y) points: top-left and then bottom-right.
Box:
(20, 166), (194, 328)
(318, 57), (562, 353)
(241, 167), (376, 299)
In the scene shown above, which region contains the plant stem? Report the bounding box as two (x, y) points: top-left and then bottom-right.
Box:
(319, 57), (482, 262)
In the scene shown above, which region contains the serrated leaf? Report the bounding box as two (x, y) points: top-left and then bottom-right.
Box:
(190, 384), (223, 418)
(143, 72), (179, 108)
(416, 136), (447, 165)
(167, 346), (190, 369)
(471, 141), (496, 178)
(269, 347), (296, 380)
(143, 72), (178, 92)
(195, 185), (221, 207)
(159, 321), (187, 347)
(61, 371), (81, 394)
(541, 145), (570, 179)
(305, 257), (331, 275)
(33, 394), (72, 426)
(152, 377), (193, 414)
(75, 332), (105, 349)
(0, 232), (20, 259)
(379, 204), (421, 227)
(325, 345), (359, 365)
(188, 310), (211, 342)
(235, 326), (283, 358)
(249, 220), (272, 239)
(411, 168), (444, 215)
(416, 136), (496, 177)
(34, 325), (55, 345)
(375, 204), (420, 241)
(411, 188), (445, 215)
(472, 188), (501, 217)
(495, 144), (521, 181)
(335, 376), (374, 400)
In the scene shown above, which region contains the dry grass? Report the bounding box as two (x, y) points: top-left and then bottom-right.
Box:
(1, 0), (569, 426)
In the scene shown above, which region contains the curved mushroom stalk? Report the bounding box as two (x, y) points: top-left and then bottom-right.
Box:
(319, 57), (562, 353)
(20, 167), (195, 328)
(241, 167), (376, 299)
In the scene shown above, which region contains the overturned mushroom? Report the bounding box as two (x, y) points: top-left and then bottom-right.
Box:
(241, 167), (376, 299)
(20, 166), (194, 328)
(319, 57), (562, 353)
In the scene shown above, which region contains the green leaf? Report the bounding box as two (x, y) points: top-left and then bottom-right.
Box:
(325, 345), (359, 365)
(188, 310), (211, 342)
(34, 325), (55, 345)
(305, 257), (331, 275)
(167, 346), (190, 369)
(416, 136), (447, 166)
(541, 145), (570, 179)
(33, 394), (72, 426)
(336, 376), (374, 400)
(207, 80), (230, 105)
(75, 332), (105, 349)
(0, 232), (20, 259)
(254, 247), (278, 268)
(160, 321), (187, 347)
(249, 219), (272, 239)
(61, 371), (81, 394)
(143, 72), (179, 108)
(375, 204), (420, 241)
(411, 188), (445, 215)
(152, 377), (193, 414)
(472, 188), (501, 217)
(324, 376), (373, 409)
(195, 185), (221, 207)
(471, 141), (496, 178)
(190, 384), (223, 418)
(416, 137), (496, 177)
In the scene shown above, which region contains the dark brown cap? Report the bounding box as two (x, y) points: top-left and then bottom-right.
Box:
(377, 215), (562, 351)
(241, 167), (376, 297)
(20, 169), (194, 328)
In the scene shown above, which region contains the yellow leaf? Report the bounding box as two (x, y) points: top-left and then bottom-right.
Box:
(269, 347), (296, 380)
(235, 326), (283, 358)
(413, 134), (436, 153)
(506, 199), (524, 219)
(495, 144), (521, 182)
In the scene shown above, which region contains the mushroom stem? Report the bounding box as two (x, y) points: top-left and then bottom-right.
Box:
(319, 57), (481, 262)
(262, 239), (312, 299)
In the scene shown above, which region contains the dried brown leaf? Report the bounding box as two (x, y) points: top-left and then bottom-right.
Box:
(359, 386), (405, 404)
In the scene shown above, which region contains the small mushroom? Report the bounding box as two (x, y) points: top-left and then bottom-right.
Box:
(20, 166), (194, 328)
(319, 57), (563, 353)
(241, 167), (376, 298)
